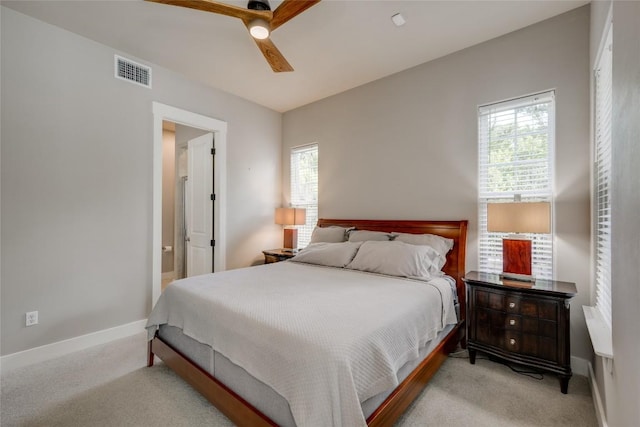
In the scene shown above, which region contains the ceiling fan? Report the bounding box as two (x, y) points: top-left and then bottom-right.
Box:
(146, 0), (321, 72)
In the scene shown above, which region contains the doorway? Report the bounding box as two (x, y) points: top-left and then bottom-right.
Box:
(161, 124), (215, 290)
(152, 102), (227, 306)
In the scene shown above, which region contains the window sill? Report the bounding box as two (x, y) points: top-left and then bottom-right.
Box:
(583, 306), (613, 372)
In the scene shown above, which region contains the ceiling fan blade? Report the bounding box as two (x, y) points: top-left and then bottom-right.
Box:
(271, 0), (321, 31)
(251, 37), (294, 72)
(146, 0), (272, 22)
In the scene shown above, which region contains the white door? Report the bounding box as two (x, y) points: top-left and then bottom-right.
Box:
(186, 133), (214, 276)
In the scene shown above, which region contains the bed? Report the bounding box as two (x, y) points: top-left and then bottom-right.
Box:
(147, 219), (468, 426)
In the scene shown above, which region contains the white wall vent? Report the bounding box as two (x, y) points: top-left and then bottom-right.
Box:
(114, 55), (152, 88)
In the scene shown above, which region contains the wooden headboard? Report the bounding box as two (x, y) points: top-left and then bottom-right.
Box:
(316, 219), (468, 321)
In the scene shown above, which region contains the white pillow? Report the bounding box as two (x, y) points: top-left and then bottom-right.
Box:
(290, 242), (362, 268)
(309, 226), (351, 244)
(346, 241), (437, 278)
(348, 230), (394, 242)
(393, 232), (453, 259)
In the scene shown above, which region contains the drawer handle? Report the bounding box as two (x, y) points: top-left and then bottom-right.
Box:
(509, 338), (516, 346)
(509, 319), (516, 326)
(509, 302), (516, 308)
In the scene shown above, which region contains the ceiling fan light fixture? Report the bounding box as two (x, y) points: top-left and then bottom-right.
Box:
(249, 18), (270, 39)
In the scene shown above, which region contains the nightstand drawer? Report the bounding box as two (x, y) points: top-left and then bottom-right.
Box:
(477, 291), (550, 317)
(475, 289), (559, 320)
(475, 291), (526, 314)
(507, 333), (559, 361)
(504, 332), (555, 358)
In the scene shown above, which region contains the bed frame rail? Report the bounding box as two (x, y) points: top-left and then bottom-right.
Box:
(148, 336), (277, 426)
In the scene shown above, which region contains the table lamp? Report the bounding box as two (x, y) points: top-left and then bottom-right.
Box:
(275, 207), (306, 252)
(487, 201), (551, 281)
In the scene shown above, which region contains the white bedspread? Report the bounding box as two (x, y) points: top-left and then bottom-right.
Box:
(146, 261), (457, 427)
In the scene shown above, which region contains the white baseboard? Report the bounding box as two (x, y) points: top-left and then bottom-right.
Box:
(571, 355), (589, 377)
(0, 319), (147, 373)
(588, 361), (609, 427)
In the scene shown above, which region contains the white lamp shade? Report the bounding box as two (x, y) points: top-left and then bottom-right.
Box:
(487, 202), (551, 234)
(275, 207), (306, 226)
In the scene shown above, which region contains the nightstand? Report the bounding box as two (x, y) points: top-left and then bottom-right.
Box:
(262, 249), (296, 264)
(463, 271), (577, 393)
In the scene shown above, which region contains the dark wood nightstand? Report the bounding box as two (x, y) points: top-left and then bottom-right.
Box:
(463, 271), (577, 393)
(262, 249), (296, 264)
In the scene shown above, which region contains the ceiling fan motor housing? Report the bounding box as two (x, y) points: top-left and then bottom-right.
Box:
(248, 0), (271, 11)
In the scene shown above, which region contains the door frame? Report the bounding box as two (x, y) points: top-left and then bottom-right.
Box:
(152, 102), (227, 306)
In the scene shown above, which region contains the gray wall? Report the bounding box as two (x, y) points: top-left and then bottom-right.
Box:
(1, 7), (282, 355)
(283, 6), (592, 362)
(588, 0), (611, 417)
(610, 2), (640, 423)
(592, 1), (640, 425)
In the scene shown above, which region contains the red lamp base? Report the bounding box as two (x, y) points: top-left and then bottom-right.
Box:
(283, 228), (298, 252)
(502, 238), (533, 281)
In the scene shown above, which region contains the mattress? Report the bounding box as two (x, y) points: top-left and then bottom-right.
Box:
(157, 323), (455, 426)
(147, 261), (458, 426)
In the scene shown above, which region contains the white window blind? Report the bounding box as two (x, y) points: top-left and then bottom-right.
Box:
(478, 91), (555, 279)
(291, 143), (318, 248)
(594, 26), (613, 329)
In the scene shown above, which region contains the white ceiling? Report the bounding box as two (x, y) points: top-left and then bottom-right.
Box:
(3, 0), (588, 112)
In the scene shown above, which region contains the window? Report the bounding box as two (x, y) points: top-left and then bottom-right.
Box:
(478, 91), (555, 279)
(594, 26), (613, 329)
(290, 143), (318, 248)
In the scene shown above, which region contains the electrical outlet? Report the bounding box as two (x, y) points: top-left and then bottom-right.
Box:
(26, 311), (38, 327)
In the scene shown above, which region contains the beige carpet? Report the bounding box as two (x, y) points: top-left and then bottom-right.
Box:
(1, 332), (597, 426)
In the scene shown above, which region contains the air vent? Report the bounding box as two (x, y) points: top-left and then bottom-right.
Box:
(114, 55), (151, 88)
